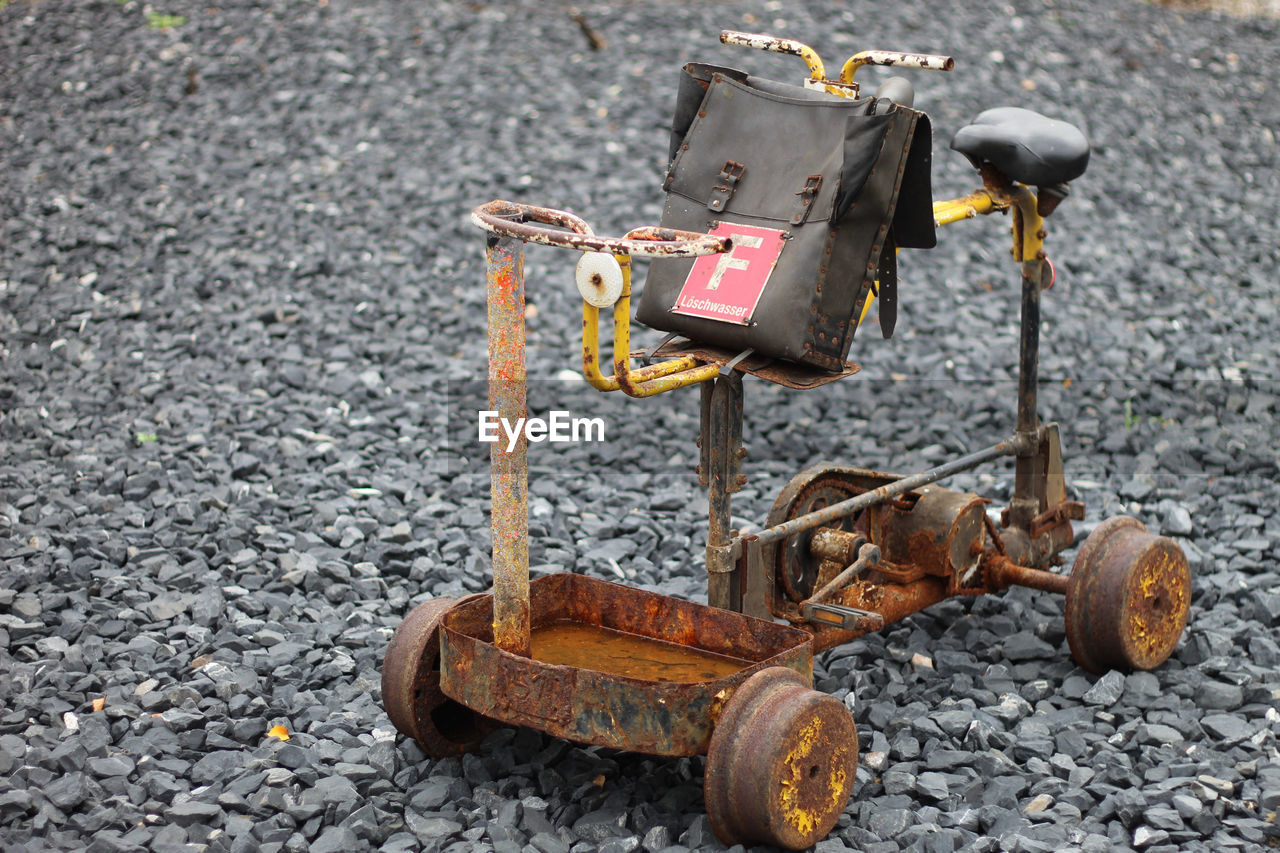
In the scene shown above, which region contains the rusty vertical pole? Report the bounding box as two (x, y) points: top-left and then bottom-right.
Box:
(1009, 253), (1044, 531)
(486, 234), (531, 657)
(702, 372), (744, 612)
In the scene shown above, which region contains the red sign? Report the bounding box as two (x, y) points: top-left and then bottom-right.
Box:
(670, 222), (787, 325)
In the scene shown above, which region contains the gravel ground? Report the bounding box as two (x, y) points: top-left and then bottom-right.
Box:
(3, 0), (1279, 851)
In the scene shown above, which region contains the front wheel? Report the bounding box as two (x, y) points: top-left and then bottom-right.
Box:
(703, 667), (858, 850)
(381, 596), (496, 756)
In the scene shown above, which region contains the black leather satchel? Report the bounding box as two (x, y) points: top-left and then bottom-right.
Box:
(636, 63), (936, 371)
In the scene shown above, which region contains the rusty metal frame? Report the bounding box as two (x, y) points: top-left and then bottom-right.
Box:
(472, 200), (729, 258)
(719, 30), (829, 84)
(438, 574), (814, 757)
(701, 374), (746, 611)
(473, 201), (732, 399)
(387, 32), (1195, 851)
(473, 161), (1081, 660)
(484, 234), (532, 657)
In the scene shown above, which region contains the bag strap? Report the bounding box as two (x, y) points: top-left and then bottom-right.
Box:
(876, 234), (898, 338)
(707, 160), (746, 212)
(790, 174), (824, 225)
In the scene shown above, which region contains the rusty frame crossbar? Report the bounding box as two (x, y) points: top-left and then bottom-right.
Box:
(475, 199), (731, 399)
(471, 200), (729, 258)
(752, 439), (1019, 547)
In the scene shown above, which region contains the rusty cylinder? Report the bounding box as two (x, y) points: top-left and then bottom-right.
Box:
(486, 235), (531, 657)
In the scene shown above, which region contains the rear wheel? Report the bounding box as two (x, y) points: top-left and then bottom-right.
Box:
(1064, 516), (1191, 673)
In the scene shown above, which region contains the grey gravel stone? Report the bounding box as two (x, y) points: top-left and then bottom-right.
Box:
(868, 808), (912, 838)
(166, 800), (223, 827)
(530, 831), (571, 853)
(916, 772), (950, 802)
(315, 826), (361, 853)
(1001, 632), (1057, 661)
(598, 836), (642, 853)
(1201, 713), (1252, 743)
(642, 824), (671, 853)
(1082, 671), (1126, 706)
(573, 807), (628, 843)
(43, 773), (87, 810)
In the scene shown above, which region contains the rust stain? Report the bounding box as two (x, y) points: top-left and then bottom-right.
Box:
(531, 621), (750, 683)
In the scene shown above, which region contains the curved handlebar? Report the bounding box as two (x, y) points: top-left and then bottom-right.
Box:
(471, 200), (730, 258)
(840, 50), (954, 84)
(719, 29), (953, 90)
(719, 31), (826, 81)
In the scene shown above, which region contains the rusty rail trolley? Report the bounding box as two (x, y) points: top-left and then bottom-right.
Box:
(383, 31), (1191, 849)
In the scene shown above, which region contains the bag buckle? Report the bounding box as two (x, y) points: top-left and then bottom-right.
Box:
(707, 160), (746, 212)
(790, 174), (824, 225)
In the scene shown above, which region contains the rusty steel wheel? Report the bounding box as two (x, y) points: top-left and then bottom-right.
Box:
(1064, 516), (1192, 673)
(381, 596), (495, 756)
(768, 468), (870, 602)
(704, 667), (858, 850)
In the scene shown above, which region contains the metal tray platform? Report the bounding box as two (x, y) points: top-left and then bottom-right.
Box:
(439, 573), (813, 756)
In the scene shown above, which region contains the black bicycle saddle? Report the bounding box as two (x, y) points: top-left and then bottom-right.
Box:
(950, 107), (1089, 186)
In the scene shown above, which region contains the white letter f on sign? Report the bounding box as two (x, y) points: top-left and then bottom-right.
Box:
(704, 233), (763, 291)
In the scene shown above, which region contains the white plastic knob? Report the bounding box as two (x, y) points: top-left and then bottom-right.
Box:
(575, 252), (624, 308)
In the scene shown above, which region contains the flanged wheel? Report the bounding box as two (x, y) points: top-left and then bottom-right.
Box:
(768, 467), (870, 602)
(1065, 516), (1191, 673)
(704, 667), (858, 850)
(382, 596), (495, 756)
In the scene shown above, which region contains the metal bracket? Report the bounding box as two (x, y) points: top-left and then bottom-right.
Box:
(801, 602), (885, 632)
(719, 347), (756, 377)
(706, 539), (742, 575)
(698, 376), (744, 493)
(1030, 500), (1085, 539)
(740, 537), (772, 620)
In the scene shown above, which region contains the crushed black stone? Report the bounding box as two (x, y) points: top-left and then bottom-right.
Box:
(2, 1), (1278, 851)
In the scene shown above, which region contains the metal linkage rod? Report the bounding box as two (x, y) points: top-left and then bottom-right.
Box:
(804, 543), (881, 607)
(754, 440), (1018, 547)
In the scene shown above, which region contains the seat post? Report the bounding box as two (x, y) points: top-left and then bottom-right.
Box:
(1008, 191), (1048, 532)
(701, 372), (745, 611)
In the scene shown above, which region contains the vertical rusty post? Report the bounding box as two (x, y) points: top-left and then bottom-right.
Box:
(702, 372), (744, 612)
(1009, 257), (1043, 531)
(486, 234), (531, 657)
